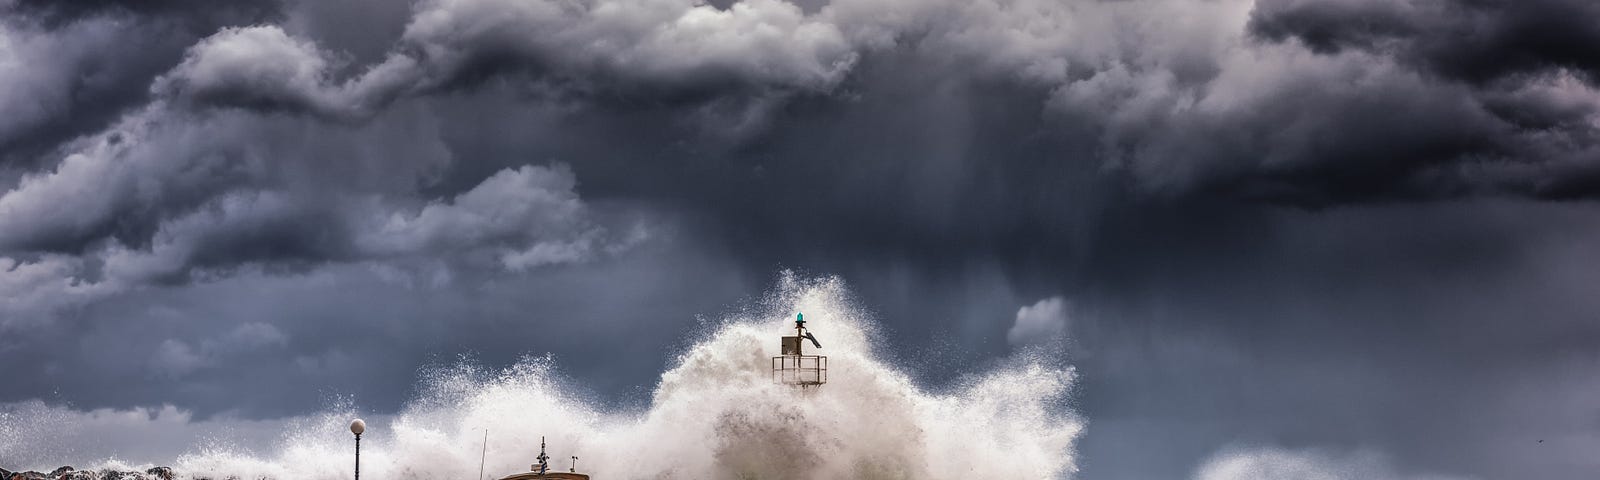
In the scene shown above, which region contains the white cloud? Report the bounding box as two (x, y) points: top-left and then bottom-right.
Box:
(155, 26), (348, 116)
(400, 0), (856, 88)
(157, 0), (859, 119)
(1007, 296), (1070, 347)
(150, 339), (206, 379)
(361, 164), (619, 271)
(148, 323), (292, 379)
(220, 322), (289, 350)
(1193, 447), (1473, 480)
(0, 255), (120, 331)
(0, 124), (144, 251)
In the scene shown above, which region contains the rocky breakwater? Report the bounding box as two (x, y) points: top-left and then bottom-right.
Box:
(0, 466), (174, 480)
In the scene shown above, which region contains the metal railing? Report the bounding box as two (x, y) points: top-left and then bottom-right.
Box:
(771, 355), (827, 385)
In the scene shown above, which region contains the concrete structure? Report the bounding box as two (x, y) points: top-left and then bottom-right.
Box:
(497, 473), (590, 480)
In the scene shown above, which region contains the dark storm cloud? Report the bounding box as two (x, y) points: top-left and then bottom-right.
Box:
(0, 15), (181, 165)
(3, 0), (281, 30)
(0, 93), (644, 332)
(0, 234), (749, 417)
(2, 0), (1600, 479)
(131, 0), (1600, 206)
(1249, 0), (1600, 84)
(1065, 198), (1600, 479)
(0, 0), (282, 170)
(1223, 0), (1600, 202)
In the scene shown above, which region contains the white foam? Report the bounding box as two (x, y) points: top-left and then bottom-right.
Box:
(44, 274), (1082, 479)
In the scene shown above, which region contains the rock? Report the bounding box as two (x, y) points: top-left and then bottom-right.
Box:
(0, 465), (173, 480)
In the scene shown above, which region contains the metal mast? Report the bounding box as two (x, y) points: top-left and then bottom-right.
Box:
(536, 436), (549, 475)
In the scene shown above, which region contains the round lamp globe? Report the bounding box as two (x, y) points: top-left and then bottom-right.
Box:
(350, 419), (366, 435)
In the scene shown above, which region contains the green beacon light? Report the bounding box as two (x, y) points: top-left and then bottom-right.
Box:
(796, 312), (804, 325)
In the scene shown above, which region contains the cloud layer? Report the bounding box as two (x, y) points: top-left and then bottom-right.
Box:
(2, 0), (1598, 479)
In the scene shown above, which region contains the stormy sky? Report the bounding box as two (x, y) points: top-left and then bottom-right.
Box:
(2, 0), (1599, 478)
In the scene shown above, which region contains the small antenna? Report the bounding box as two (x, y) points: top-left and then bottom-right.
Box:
(571, 456), (578, 473)
(478, 429), (488, 480)
(536, 436), (549, 475)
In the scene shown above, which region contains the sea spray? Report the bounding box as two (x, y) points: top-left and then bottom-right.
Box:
(157, 274), (1082, 479)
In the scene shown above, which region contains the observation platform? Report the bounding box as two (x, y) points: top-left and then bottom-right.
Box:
(772, 353), (827, 385)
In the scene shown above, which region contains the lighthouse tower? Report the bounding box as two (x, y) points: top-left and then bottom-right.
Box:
(771, 313), (827, 387)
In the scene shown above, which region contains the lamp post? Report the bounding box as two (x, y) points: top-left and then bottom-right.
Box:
(350, 419), (366, 480)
